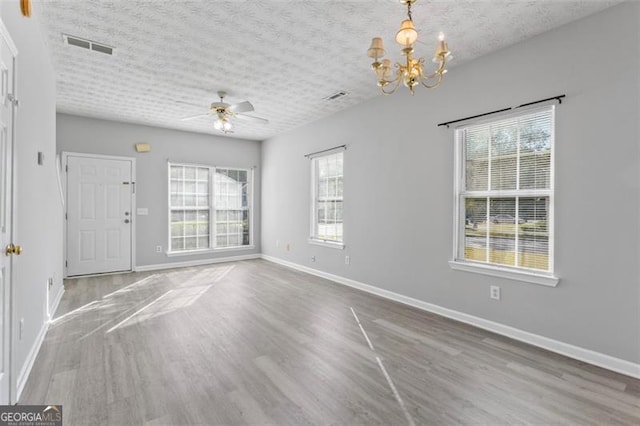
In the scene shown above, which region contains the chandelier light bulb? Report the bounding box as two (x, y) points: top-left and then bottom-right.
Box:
(434, 32), (450, 60)
(382, 59), (392, 79)
(395, 19), (418, 46)
(367, 37), (386, 59)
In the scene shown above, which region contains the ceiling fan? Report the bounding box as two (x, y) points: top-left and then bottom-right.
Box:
(180, 91), (268, 134)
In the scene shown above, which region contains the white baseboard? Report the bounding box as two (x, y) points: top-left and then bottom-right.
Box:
(49, 286), (65, 321)
(16, 284), (65, 402)
(136, 253), (261, 272)
(261, 254), (640, 379)
(16, 322), (48, 402)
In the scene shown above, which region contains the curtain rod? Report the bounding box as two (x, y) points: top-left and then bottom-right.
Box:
(437, 94), (566, 128)
(304, 144), (347, 158)
(166, 160), (257, 170)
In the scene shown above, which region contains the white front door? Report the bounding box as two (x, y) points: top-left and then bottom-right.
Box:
(66, 155), (133, 276)
(0, 20), (17, 404)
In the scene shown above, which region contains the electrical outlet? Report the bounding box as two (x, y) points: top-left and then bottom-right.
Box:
(345, 255), (350, 265)
(490, 285), (501, 300)
(19, 318), (24, 340)
(156, 245), (162, 253)
(311, 256), (316, 262)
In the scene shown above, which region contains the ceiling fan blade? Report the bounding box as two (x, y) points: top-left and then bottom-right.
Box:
(175, 100), (207, 108)
(235, 113), (268, 124)
(180, 113), (211, 121)
(229, 101), (254, 114)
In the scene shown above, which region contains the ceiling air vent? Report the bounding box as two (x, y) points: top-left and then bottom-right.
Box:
(63, 34), (114, 55)
(323, 91), (348, 101)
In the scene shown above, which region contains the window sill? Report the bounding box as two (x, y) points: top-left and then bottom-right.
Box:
(166, 245), (255, 257)
(448, 260), (559, 287)
(308, 239), (345, 250)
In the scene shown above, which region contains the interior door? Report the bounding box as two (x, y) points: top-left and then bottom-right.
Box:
(0, 21), (17, 404)
(66, 155), (133, 276)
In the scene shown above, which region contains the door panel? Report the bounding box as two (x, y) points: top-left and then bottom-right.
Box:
(0, 22), (16, 404)
(105, 229), (120, 260)
(0, 125), (6, 234)
(105, 184), (120, 219)
(0, 267), (5, 384)
(79, 230), (96, 261)
(67, 156), (133, 276)
(80, 183), (96, 219)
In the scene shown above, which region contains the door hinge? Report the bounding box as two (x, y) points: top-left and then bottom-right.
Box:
(65, 165), (68, 172)
(65, 260), (68, 267)
(65, 212), (67, 220)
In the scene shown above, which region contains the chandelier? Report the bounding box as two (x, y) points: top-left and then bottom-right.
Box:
(367, 0), (451, 95)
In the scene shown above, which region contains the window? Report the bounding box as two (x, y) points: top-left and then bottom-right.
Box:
(310, 150), (344, 247)
(169, 164), (252, 253)
(169, 165), (211, 252)
(452, 106), (557, 285)
(214, 168), (251, 248)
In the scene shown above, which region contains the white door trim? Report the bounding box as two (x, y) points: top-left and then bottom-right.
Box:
(61, 152), (136, 277)
(0, 21), (18, 57)
(0, 16), (18, 404)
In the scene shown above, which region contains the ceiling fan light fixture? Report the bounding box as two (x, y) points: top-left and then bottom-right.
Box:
(179, 91), (268, 132)
(213, 118), (232, 133)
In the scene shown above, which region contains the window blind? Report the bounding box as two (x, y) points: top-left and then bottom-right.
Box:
(458, 107), (554, 272)
(311, 151), (344, 243)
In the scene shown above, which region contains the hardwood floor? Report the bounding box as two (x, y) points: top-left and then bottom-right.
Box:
(21, 259), (640, 425)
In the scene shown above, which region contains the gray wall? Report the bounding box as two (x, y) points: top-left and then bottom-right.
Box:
(0, 1), (63, 395)
(261, 3), (640, 363)
(57, 114), (261, 267)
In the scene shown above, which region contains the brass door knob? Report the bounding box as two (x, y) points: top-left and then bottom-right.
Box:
(5, 244), (22, 256)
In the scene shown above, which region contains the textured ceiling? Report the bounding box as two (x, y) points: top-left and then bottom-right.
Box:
(38, 0), (620, 141)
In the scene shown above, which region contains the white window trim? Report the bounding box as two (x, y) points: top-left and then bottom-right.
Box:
(448, 260), (558, 287)
(450, 105), (559, 286)
(308, 238), (345, 250)
(167, 163), (254, 255)
(309, 147), (345, 249)
(166, 245), (256, 257)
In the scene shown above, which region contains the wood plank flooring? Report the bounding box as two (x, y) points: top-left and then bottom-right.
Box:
(21, 259), (640, 425)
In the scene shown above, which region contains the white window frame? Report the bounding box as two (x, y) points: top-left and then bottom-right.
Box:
(167, 162), (254, 256)
(449, 105), (559, 287)
(309, 147), (345, 249)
